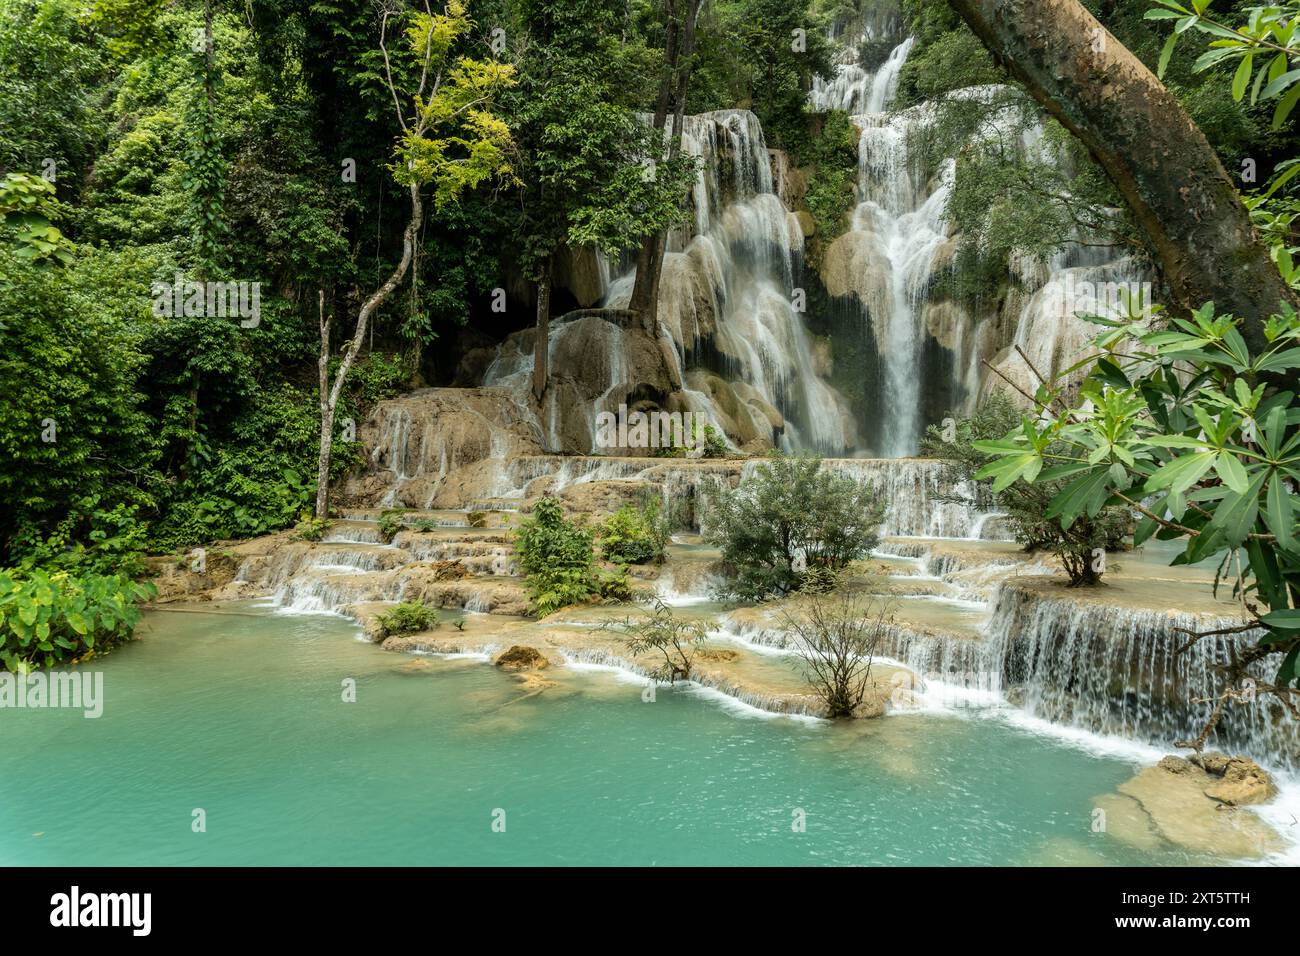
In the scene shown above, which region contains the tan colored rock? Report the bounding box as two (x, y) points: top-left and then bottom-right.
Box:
(1190, 752), (1231, 775)
(1201, 756), (1277, 807)
(147, 549), (240, 603)
(767, 148), (807, 206)
(794, 210), (816, 237)
(425, 559), (470, 582)
(494, 645), (551, 671)
(1105, 760), (1283, 858)
(1092, 793), (1164, 852)
(820, 230), (889, 302)
(342, 386), (545, 508)
(558, 479), (655, 516)
(553, 245), (607, 307)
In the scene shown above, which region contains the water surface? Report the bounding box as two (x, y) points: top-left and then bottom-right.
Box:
(0, 605), (1263, 866)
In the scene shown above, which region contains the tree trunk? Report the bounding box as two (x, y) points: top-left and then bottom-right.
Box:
(315, 290), (332, 519)
(629, 0), (701, 331)
(947, 0), (1298, 350)
(315, 182), (423, 518)
(532, 257), (553, 402)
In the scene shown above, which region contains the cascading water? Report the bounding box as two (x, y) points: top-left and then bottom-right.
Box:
(603, 110), (858, 453)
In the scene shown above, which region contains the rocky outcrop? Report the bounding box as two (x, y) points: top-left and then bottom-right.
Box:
(494, 645), (550, 671)
(147, 549), (240, 602)
(552, 245), (608, 308)
(343, 386), (545, 508)
(1190, 753), (1278, 806)
(1095, 756), (1282, 858)
(483, 311), (686, 455)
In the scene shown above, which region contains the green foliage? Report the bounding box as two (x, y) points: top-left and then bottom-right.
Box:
(376, 600), (439, 635)
(894, 14), (1000, 109)
(703, 425), (728, 459)
(0, 173), (75, 265)
(802, 111), (860, 249)
(0, 0), (109, 186)
(600, 501), (669, 565)
(378, 509), (408, 543)
(0, 251), (158, 565)
(0, 567), (155, 672)
(1245, 191), (1300, 290)
(694, 0), (835, 157)
(9, 504), (151, 579)
(293, 515), (332, 541)
(915, 90), (1135, 305)
(1147, 0), (1300, 131)
(974, 299), (1300, 691)
(514, 497), (603, 616)
(922, 393), (1131, 586)
(386, 0), (518, 207)
(510, 0), (697, 275)
(703, 455), (884, 602)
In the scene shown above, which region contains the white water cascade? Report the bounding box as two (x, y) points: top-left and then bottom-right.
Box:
(603, 110), (858, 453)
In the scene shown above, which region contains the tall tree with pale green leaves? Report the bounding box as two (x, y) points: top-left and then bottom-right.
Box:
(314, 0), (516, 517)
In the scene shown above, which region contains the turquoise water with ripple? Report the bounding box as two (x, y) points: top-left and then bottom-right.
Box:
(0, 605), (1242, 866)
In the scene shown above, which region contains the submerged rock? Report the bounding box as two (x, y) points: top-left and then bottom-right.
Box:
(494, 645), (551, 672)
(1097, 756), (1282, 859)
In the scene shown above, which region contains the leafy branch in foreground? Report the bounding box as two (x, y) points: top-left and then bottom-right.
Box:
(973, 296), (1300, 745)
(1146, 1), (1300, 290)
(1147, 0), (1300, 133)
(921, 391), (1130, 586)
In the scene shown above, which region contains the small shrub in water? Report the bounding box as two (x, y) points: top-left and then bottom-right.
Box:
(781, 590), (890, 718)
(606, 597), (708, 683)
(514, 498), (600, 617)
(293, 515), (331, 541)
(378, 509), (407, 543)
(376, 601), (439, 635)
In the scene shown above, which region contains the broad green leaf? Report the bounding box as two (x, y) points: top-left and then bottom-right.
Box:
(1157, 32), (1179, 77)
(1232, 54), (1253, 101)
(1264, 476), (1295, 549)
(1214, 450), (1249, 493)
(1273, 82), (1300, 129)
(1144, 450), (1216, 494)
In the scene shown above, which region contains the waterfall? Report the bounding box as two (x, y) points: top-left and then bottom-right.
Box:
(986, 586), (1299, 769)
(603, 110), (858, 454)
(863, 36), (914, 113)
(853, 576), (1296, 769)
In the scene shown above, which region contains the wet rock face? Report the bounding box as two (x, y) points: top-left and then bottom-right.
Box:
(345, 386), (546, 508)
(494, 645), (550, 672)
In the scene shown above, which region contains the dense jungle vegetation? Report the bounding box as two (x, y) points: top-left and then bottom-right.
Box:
(1, 0), (1297, 682)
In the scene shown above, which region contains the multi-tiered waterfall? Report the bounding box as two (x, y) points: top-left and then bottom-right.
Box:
(295, 16), (1299, 790)
(602, 110), (859, 454)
